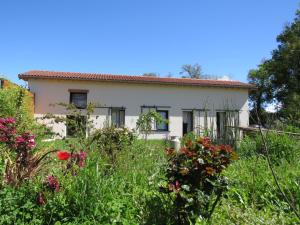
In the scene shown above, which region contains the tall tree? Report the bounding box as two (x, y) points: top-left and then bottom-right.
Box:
(248, 9), (300, 126)
(180, 64), (202, 79)
(247, 63), (273, 125)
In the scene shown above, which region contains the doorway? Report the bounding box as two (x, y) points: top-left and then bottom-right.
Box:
(183, 111), (193, 136)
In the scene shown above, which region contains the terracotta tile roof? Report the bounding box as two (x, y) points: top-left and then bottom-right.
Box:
(18, 70), (255, 89)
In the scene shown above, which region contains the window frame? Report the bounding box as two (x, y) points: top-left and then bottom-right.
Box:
(111, 107), (125, 128)
(69, 90), (88, 109)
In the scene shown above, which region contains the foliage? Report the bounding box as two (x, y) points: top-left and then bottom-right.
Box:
(0, 137), (299, 224)
(161, 136), (237, 224)
(91, 126), (136, 165)
(44, 102), (95, 149)
(0, 117), (55, 186)
(0, 84), (31, 122)
(136, 110), (166, 140)
(248, 8), (300, 127)
(0, 83), (50, 140)
(239, 132), (299, 163)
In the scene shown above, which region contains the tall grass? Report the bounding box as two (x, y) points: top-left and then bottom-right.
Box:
(0, 135), (299, 224)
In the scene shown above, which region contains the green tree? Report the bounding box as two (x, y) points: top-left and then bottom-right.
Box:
(267, 10), (300, 125)
(248, 9), (300, 126)
(247, 63), (273, 125)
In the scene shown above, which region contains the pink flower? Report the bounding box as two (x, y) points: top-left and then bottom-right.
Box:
(15, 132), (36, 150)
(5, 117), (16, 124)
(36, 192), (47, 205)
(72, 151), (87, 167)
(45, 175), (60, 192)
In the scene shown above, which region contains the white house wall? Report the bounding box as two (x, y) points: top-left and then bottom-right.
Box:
(28, 79), (249, 139)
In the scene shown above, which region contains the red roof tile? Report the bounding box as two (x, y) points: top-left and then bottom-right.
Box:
(18, 70), (255, 89)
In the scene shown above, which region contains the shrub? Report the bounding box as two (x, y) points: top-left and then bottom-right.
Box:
(0, 117), (55, 186)
(239, 133), (298, 163)
(161, 136), (237, 224)
(91, 126), (136, 165)
(136, 111), (167, 140)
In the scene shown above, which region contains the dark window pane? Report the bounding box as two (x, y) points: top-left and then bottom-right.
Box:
(70, 93), (87, 109)
(111, 108), (125, 128)
(119, 110), (125, 127)
(156, 110), (168, 131)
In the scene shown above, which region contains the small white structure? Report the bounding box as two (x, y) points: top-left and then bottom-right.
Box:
(19, 70), (254, 139)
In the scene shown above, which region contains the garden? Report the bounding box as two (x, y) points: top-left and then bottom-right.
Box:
(0, 85), (299, 225)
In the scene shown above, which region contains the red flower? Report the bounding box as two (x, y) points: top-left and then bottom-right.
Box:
(57, 151), (71, 160)
(181, 147), (197, 157)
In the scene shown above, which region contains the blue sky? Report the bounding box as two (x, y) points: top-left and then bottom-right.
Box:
(0, 0), (298, 85)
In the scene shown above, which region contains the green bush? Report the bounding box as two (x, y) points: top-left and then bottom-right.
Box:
(239, 133), (299, 163)
(91, 126), (136, 165)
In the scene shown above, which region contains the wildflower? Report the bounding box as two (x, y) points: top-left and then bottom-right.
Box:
(36, 192), (47, 205)
(72, 151), (87, 167)
(205, 167), (216, 175)
(57, 151), (71, 160)
(16, 132), (36, 150)
(168, 180), (181, 193)
(0, 117), (17, 147)
(45, 175), (60, 192)
(5, 117), (16, 124)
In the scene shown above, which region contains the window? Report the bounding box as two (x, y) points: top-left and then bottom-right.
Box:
(156, 110), (169, 131)
(216, 111), (239, 140)
(193, 110), (208, 136)
(66, 115), (86, 137)
(111, 108), (125, 128)
(70, 92), (87, 109)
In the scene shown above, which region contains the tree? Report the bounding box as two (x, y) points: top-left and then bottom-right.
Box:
(266, 10), (300, 125)
(180, 64), (202, 79)
(248, 9), (300, 127)
(247, 63), (273, 125)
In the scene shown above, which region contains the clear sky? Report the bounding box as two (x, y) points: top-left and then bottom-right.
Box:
(0, 0), (298, 85)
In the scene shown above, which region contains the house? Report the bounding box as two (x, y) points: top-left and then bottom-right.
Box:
(19, 70), (255, 139)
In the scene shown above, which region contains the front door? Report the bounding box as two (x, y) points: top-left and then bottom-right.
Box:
(183, 111), (193, 136)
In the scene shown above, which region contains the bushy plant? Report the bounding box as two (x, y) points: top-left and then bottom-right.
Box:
(136, 111), (167, 140)
(91, 126), (136, 165)
(161, 136), (237, 224)
(239, 133), (298, 163)
(0, 117), (55, 186)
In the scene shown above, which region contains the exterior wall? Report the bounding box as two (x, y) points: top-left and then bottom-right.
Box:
(28, 79), (249, 139)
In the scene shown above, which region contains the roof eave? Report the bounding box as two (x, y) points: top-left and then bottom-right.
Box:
(18, 74), (255, 90)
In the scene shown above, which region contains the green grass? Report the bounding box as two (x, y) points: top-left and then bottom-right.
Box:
(1, 137), (299, 224)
